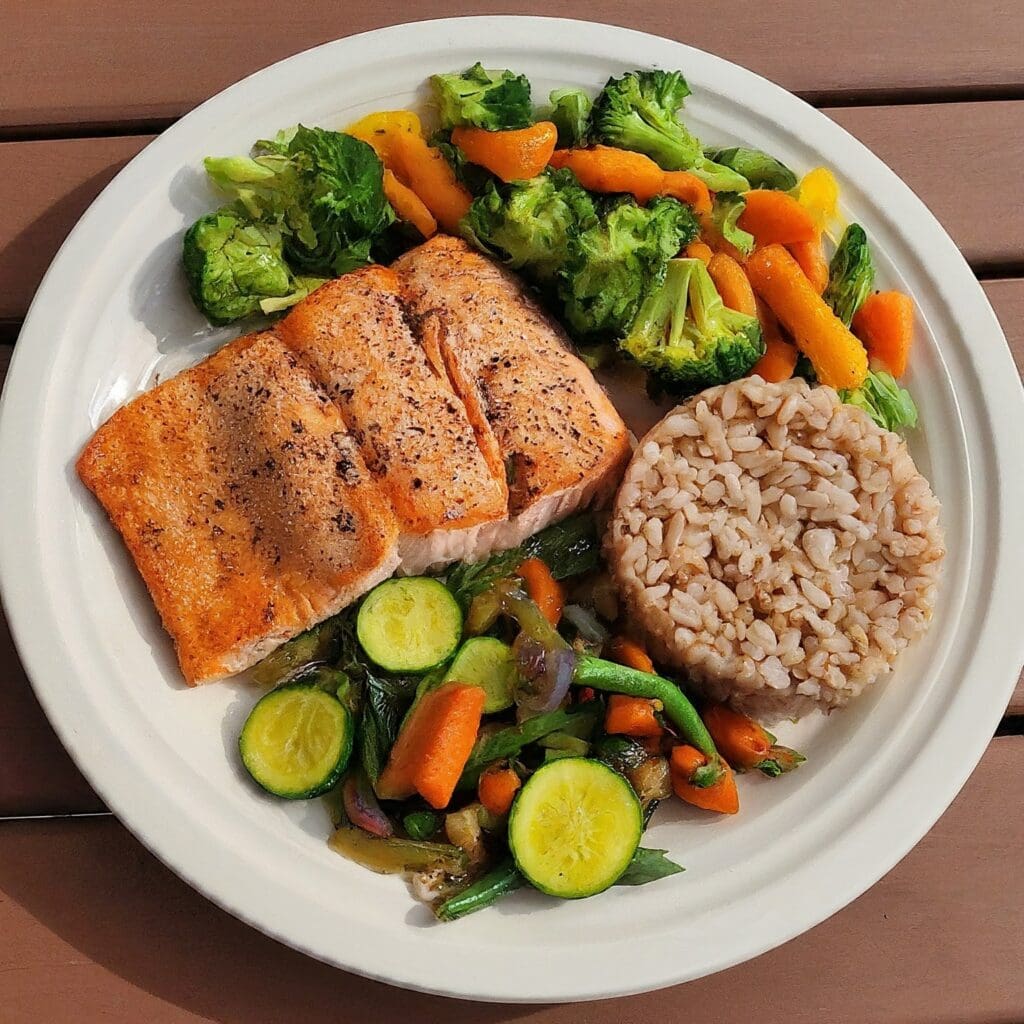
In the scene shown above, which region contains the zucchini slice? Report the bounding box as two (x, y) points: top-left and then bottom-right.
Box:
(508, 757), (642, 898)
(356, 577), (462, 673)
(442, 636), (516, 713)
(239, 683), (353, 799)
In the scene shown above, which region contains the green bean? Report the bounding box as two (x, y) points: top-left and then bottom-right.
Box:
(574, 655), (718, 760)
(458, 702), (601, 787)
(435, 858), (523, 921)
(403, 811), (440, 840)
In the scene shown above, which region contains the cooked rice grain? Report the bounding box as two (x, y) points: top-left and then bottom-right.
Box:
(605, 377), (944, 722)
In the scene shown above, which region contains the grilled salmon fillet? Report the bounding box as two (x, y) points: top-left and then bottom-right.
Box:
(77, 331), (400, 684)
(275, 266), (508, 572)
(393, 236), (631, 552)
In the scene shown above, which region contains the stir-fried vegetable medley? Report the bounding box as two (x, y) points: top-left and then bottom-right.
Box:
(238, 514), (806, 919)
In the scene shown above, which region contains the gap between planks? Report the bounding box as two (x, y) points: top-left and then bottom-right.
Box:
(5, 84), (1024, 145)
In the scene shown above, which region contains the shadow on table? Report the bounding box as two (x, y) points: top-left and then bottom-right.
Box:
(0, 161), (134, 322)
(0, 817), (541, 1023)
(0, 609), (103, 816)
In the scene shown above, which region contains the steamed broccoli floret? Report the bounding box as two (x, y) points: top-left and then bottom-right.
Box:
(591, 70), (696, 162)
(840, 370), (918, 432)
(709, 192), (754, 257)
(461, 169), (597, 283)
(557, 196), (699, 339)
(547, 88), (593, 147)
(620, 257), (764, 392)
(590, 70), (750, 192)
(182, 210), (295, 325)
(431, 63), (533, 130)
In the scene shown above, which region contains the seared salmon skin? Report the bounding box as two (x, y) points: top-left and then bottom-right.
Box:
(77, 331), (400, 684)
(275, 267), (508, 572)
(393, 236), (631, 545)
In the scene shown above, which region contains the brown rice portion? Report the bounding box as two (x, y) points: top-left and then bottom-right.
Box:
(605, 376), (945, 723)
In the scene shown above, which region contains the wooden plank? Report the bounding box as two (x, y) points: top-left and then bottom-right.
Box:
(0, 736), (1020, 1022)
(2, 102), (1023, 321)
(0, 135), (153, 321)
(827, 102), (1024, 275)
(3, 1), (1023, 132)
(0, 284), (1022, 817)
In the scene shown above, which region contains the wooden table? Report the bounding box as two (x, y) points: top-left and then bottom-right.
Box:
(2, 3), (1023, 1020)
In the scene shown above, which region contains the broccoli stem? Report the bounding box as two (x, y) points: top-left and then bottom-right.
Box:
(435, 858), (523, 921)
(573, 655), (719, 761)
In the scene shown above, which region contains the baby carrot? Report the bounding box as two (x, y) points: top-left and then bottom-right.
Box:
(738, 190), (818, 246)
(389, 131), (472, 234)
(707, 252), (757, 316)
(451, 121), (557, 183)
(745, 244), (868, 390)
(703, 703), (807, 777)
(549, 146), (712, 214)
(477, 764), (522, 816)
(606, 636), (655, 675)
(684, 240), (714, 264)
(549, 146), (665, 202)
(517, 557), (565, 627)
(382, 169), (437, 239)
(788, 238), (829, 294)
(670, 745), (739, 814)
(751, 297), (799, 382)
(661, 170), (713, 216)
(852, 290), (915, 378)
(605, 694), (664, 738)
(702, 704), (771, 769)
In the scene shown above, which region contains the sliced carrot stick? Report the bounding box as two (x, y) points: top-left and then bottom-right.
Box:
(751, 296), (799, 382)
(707, 253), (757, 316)
(738, 190), (818, 246)
(382, 169), (437, 239)
(548, 146), (711, 214)
(684, 240), (713, 264)
(745, 244), (868, 390)
(670, 745), (739, 814)
(852, 290), (915, 378)
(377, 682), (485, 809)
(605, 694), (664, 738)
(701, 704), (772, 770)
(606, 636), (655, 675)
(452, 122), (557, 183)
(388, 131), (472, 234)
(477, 764), (522, 816)
(517, 557), (565, 627)
(788, 238), (829, 294)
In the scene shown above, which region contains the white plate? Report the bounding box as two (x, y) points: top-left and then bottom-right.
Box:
(1, 16), (1023, 1004)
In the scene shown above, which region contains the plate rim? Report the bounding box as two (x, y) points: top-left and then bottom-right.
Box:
(2, 14), (1023, 1003)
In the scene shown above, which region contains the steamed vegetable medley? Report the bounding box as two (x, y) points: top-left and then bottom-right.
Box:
(225, 62), (928, 919)
(184, 63), (920, 432)
(239, 515), (804, 919)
